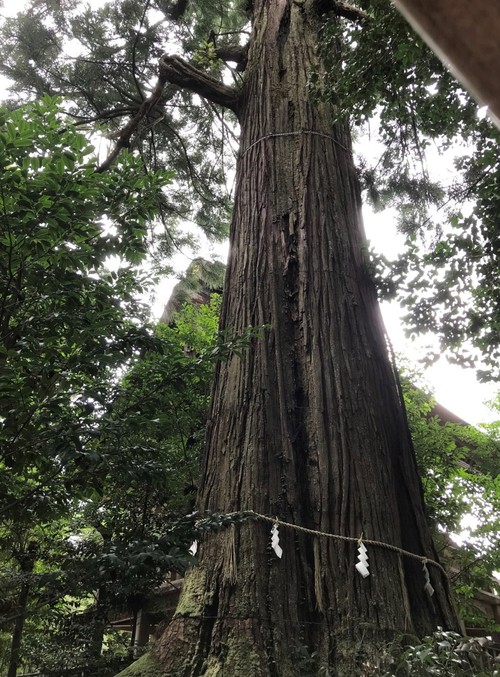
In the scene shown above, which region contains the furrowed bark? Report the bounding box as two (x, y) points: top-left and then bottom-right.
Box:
(147, 0), (459, 674)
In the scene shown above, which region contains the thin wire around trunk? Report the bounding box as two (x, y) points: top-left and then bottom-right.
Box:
(241, 131), (350, 156)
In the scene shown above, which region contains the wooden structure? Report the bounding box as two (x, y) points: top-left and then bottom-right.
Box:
(108, 578), (183, 651)
(393, 0), (500, 127)
(110, 570), (500, 650)
(443, 538), (500, 645)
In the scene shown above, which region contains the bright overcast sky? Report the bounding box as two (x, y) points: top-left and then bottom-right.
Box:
(0, 0), (497, 426)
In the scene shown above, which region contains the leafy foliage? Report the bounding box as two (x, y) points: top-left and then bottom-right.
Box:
(382, 629), (499, 676)
(0, 96), (171, 523)
(1, 0), (499, 378)
(0, 0), (241, 244)
(403, 367), (500, 628)
(392, 129), (500, 379)
(315, 1), (500, 379)
(0, 95), (170, 675)
(0, 99), (259, 673)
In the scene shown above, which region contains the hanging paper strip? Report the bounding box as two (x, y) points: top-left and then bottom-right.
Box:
(270, 522), (283, 558)
(189, 540), (198, 556)
(355, 540), (370, 578)
(422, 561), (434, 597)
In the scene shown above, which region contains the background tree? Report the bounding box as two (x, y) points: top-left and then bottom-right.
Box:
(159, 258), (225, 324)
(0, 96), (175, 676)
(0, 100), (249, 674)
(0, 99), (249, 671)
(401, 370), (500, 630)
(322, 1), (500, 378)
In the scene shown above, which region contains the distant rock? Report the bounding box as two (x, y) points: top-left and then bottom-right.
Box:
(159, 258), (225, 324)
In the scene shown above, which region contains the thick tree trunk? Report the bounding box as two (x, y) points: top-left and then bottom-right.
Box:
(152, 0), (460, 674)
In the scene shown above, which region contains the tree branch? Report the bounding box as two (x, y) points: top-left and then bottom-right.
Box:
(168, 0), (189, 21)
(96, 54), (239, 173)
(130, 0), (151, 101)
(63, 107), (134, 125)
(314, 0), (369, 23)
(159, 55), (240, 114)
(335, 1), (368, 23)
(96, 63), (170, 173)
(214, 43), (249, 71)
(153, 0), (190, 21)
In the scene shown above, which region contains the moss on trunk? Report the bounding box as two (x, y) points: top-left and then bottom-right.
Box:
(114, 653), (164, 677)
(175, 566), (208, 617)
